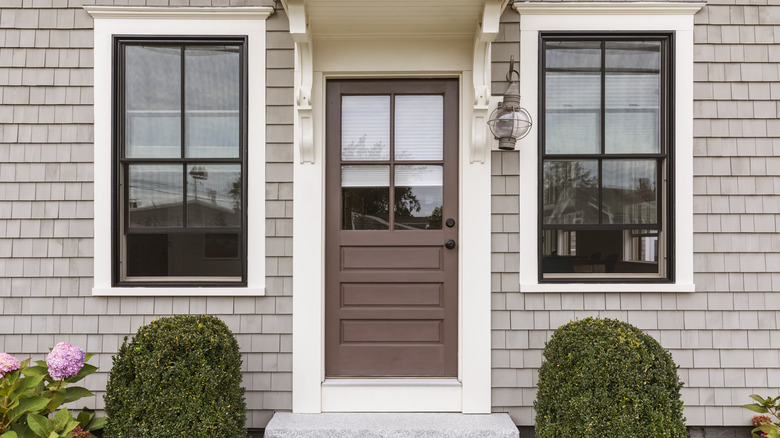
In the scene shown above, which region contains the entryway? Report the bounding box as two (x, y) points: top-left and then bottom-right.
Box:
(325, 79), (459, 377)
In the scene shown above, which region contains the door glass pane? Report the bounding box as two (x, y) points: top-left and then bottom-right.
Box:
(542, 160), (599, 224)
(342, 96), (390, 161)
(394, 165), (443, 230)
(602, 160), (657, 225)
(545, 41), (601, 154)
(342, 165), (390, 230)
(186, 164), (242, 227)
(185, 46), (240, 158)
(127, 164), (183, 227)
(541, 229), (659, 274)
(126, 233), (241, 278)
(605, 41), (661, 154)
(125, 46), (181, 159)
(395, 96), (443, 160)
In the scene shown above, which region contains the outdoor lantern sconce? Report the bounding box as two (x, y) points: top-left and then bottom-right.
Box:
(487, 56), (532, 150)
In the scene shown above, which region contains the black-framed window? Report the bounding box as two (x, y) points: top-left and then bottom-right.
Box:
(539, 33), (673, 282)
(113, 37), (248, 286)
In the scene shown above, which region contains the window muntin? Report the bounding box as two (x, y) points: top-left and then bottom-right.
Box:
(539, 34), (671, 281)
(116, 38), (247, 285)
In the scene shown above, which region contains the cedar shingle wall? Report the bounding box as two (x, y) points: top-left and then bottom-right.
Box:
(0, 0), (293, 429)
(490, 1), (780, 427)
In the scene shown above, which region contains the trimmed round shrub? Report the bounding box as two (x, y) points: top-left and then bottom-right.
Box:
(104, 315), (246, 438)
(534, 317), (685, 438)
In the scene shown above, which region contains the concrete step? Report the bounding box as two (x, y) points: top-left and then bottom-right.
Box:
(265, 412), (519, 438)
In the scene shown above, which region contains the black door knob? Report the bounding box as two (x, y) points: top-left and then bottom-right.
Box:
(445, 218), (455, 228)
(445, 239), (456, 249)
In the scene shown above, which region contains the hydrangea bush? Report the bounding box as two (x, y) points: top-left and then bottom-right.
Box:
(743, 394), (780, 438)
(46, 343), (86, 381)
(0, 343), (106, 438)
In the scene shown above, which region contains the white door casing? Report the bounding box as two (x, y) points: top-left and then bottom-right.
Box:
(288, 0), (506, 413)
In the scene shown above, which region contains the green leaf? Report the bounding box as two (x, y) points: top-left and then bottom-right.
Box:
(63, 388), (92, 404)
(44, 390), (65, 415)
(52, 409), (70, 432)
(27, 413), (54, 438)
(10, 376), (45, 400)
(85, 416), (106, 431)
(744, 403), (770, 413)
(63, 365), (96, 385)
(46, 433), (58, 438)
(75, 410), (92, 427)
(750, 394), (770, 405)
(0, 431), (19, 438)
(60, 420), (78, 437)
(22, 367), (47, 378)
(5, 397), (50, 424)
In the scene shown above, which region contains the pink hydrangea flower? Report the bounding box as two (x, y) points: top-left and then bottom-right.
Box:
(46, 342), (85, 380)
(0, 352), (21, 377)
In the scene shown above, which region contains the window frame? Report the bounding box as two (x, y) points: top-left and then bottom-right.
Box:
(512, 2), (701, 293)
(113, 36), (249, 287)
(85, 6), (271, 296)
(537, 32), (674, 284)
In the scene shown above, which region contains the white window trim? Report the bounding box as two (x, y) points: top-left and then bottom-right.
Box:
(513, 2), (704, 293)
(85, 6), (272, 296)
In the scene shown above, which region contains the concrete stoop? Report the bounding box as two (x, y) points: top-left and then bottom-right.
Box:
(264, 413), (519, 438)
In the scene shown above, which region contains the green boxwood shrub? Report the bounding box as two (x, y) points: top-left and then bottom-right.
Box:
(534, 317), (686, 438)
(103, 315), (246, 438)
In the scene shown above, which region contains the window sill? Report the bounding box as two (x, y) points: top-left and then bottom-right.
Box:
(519, 283), (695, 293)
(92, 286), (265, 296)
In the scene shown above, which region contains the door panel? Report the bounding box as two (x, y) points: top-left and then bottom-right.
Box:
(326, 79), (459, 377)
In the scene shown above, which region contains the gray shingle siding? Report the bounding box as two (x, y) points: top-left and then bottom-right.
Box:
(2, 0), (778, 430)
(0, 0), (293, 429)
(490, 0), (780, 427)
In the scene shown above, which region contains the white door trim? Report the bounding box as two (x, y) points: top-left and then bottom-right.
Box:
(291, 33), (494, 413)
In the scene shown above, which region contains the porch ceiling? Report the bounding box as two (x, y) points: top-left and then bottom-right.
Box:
(302, 0), (489, 37)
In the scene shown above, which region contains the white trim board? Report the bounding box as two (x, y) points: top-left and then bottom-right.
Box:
(513, 2), (702, 294)
(85, 6), (271, 296)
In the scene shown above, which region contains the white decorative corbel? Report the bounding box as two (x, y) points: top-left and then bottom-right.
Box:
(471, 0), (507, 163)
(282, 0), (314, 164)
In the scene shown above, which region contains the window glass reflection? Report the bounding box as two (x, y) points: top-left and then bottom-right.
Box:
(186, 164), (242, 227)
(545, 41), (601, 154)
(342, 165), (390, 230)
(127, 165), (183, 227)
(185, 46), (240, 158)
(605, 41), (661, 154)
(543, 160), (599, 224)
(342, 96), (390, 161)
(602, 160), (657, 224)
(125, 46), (181, 158)
(395, 96), (443, 160)
(541, 229), (659, 275)
(394, 165), (443, 230)
(126, 233), (241, 277)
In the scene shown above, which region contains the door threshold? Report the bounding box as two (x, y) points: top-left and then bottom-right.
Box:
(321, 378), (462, 412)
(323, 378), (461, 387)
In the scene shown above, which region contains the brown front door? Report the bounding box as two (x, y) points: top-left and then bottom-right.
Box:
(325, 79), (459, 377)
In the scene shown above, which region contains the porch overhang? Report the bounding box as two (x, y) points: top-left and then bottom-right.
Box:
(282, 0), (505, 38)
(281, 0), (509, 164)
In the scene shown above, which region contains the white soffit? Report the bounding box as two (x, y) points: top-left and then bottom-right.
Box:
(302, 0), (488, 37)
(513, 1), (705, 15)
